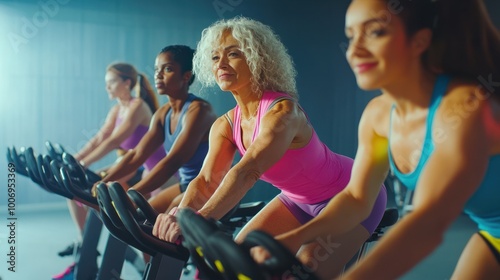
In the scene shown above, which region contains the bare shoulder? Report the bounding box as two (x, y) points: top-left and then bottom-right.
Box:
(264, 98), (302, 128)
(443, 79), (491, 105)
(129, 98), (150, 114)
(267, 98), (297, 116)
(212, 111), (235, 143)
(156, 102), (171, 114)
(154, 103), (171, 126)
(188, 97), (216, 116)
(191, 96), (213, 109)
(110, 104), (120, 114)
(437, 79), (491, 124)
(130, 97), (143, 107)
(361, 95), (392, 137)
(106, 104), (120, 120)
(222, 108), (235, 123)
(437, 79), (500, 147)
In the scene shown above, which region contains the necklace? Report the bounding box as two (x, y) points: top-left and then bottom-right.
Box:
(244, 102), (260, 121)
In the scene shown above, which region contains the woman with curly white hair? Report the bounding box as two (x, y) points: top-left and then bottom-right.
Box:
(152, 16), (387, 278)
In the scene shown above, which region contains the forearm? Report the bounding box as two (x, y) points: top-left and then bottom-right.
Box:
(81, 138), (120, 167)
(343, 210), (447, 279)
(197, 167), (256, 220)
(130, 174), (164, 195)
(75, 136), (101, 161)
(133, 153), (184, 195)
(178, 176), (214, 211)
(287, 191), (371, 247)
(102, 150), (144, 182)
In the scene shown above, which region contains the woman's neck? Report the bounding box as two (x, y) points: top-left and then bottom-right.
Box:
(382, 70), (437, 116)
(167, 90), (190, 112)
(117, 93), (134, 107)
(232, 88), (263, 121)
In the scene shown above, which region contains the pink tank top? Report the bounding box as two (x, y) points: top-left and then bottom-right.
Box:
(232, 91), (353, 204)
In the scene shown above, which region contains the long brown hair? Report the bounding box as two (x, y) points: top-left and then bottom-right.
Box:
(395, 0), (500, 95)
(107, 63), (159, 112)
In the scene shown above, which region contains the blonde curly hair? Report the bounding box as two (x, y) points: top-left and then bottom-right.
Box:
(193, 16), (298, 99)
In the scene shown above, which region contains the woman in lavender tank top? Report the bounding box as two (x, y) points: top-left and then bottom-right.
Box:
(54, 62), (161, 278)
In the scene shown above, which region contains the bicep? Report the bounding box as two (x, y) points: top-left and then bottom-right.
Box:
(196, 117), (237, 184)
(237, 103), (300, 174)
(412, 113), (489, 219)
(345, 111), (390, 207)
(98, 106), (119, 138)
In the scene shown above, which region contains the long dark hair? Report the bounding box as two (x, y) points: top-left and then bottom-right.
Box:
(395, 0), (500, 95)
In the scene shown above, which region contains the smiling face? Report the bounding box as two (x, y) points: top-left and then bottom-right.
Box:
(211, 31), (253, 93)
(154, 51), (189, 96)
(345, 0), (418, 90)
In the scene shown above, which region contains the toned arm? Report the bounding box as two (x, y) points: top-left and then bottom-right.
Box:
(131, 100), (217, 195)
(344, 88), (491, 279)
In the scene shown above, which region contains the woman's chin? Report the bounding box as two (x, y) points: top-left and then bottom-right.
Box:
(355, 78), (381, 92)
(216, 84), (230, 92)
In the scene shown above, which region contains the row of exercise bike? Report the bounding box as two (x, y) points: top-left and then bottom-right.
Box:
(6, 141), (399, 280)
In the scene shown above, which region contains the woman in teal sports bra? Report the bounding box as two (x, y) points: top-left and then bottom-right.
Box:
(253, 0), (500, 279)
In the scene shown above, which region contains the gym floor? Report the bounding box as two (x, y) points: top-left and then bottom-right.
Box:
(0, 199), (476, 280)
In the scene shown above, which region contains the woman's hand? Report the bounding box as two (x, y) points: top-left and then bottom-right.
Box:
(152, 207), (183, 243)
(251, 246), (272, 263)
(250, 232), (303, 264)
(91, 182), (101, 197)
(275, 231), (304, 256)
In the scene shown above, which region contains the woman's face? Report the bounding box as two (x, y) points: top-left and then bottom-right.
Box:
(104, 71), (130, 100)
(345, 0), (415, 90)
(154, 51), (189, 95)
(211, 31), (253, 93)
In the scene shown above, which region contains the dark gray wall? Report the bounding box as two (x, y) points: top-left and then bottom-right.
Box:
(1, 0), (499, 206)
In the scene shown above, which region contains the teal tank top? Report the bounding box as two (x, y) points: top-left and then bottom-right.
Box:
(388, 75), (500, 237)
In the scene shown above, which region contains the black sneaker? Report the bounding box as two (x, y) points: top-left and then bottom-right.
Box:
(57, 242), (80, 257)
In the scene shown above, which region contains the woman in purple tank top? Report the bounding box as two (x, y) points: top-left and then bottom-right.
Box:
(53, 62), (162, 279)
(75, 62), (162, 176)
(151, 17), (387, 279)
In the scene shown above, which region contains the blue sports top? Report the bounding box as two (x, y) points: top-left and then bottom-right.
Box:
(388, 75), (500, 237)
(164, 93), (209, 186)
